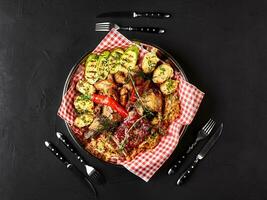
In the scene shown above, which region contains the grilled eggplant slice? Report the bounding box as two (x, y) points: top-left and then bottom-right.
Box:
(120, 45), (139, 73)
(142, 52), (160, 73)
(74, 113), (94, 128)
(152, 63), (174, 84)
(97, 51), (110, 80)
(85, 54), (99, 84)
(160, 79), (179, 95)
(74, 95), (94, 113)
(76, 79), (96, 96)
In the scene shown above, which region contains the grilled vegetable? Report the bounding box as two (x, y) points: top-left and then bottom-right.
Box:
(84, 94), (128, 118)
(160, 79), (179, 95)
(74, 95), (94, 113)
(76, 79), (96, 96)
(142, 52), (160, 73)
(109, 48), (124, 74)
(74, 113), (94, 128)
(120, 45), (139, 73)
(97, 51), (110, 80)
(85, 54), (99, 84)
(152, 63), (174, 84)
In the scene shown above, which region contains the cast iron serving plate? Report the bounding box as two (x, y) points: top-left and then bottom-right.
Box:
(61, 42), (188, 166)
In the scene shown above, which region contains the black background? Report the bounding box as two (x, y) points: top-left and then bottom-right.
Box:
(1, 0), (267, 199)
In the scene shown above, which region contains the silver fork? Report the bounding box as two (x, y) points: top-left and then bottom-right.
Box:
(168, 118), (216, 175)
(95, 22), (165, 34)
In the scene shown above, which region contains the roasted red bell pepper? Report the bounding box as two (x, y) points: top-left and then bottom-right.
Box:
(89, 94), (128, 118)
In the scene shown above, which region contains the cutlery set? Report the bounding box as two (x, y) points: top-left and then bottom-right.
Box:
(168, 119), (223, 185)
(95, 11), (171, 34)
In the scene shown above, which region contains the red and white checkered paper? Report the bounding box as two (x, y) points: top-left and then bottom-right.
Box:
(58, 28), (204, 182)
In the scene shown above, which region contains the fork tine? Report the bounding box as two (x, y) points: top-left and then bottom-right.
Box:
(95, 22), (112, 31)
(95, 26), (110, 29)
(202, 119), (212, 131)
(96, 22), (111, 25)
(95, 24), (110, 27)
(95, 24), (111, 31)
(95, 28), (110, 32)
(95, 27), (110, 30)
(206, 120), (216, 134)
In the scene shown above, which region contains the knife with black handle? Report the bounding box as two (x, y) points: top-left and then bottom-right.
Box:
(96, 11), (171, 19)
(168, 119), (216, 175)
(176, 123), (223, 185)
(133, 11), (171, 18)
(44, 141), (97, 196)
(167, 154), (187, 175)
(56, 132), (104, 184)
(56, 132), (85, 163)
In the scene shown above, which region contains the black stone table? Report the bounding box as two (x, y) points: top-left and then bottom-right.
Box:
(0, 0), (266, 199)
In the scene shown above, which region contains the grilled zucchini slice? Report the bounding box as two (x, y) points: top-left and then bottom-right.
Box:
(142, 52), (160, 73)
(160, 79), (179, 95)
(120, 45), (139, 73)
(84, 53), (98, 84)
(85, 54), (99, 84)
(74, 113), (94, 128)
(97, 51), (110, 80)
(74, 95), (94, 113)
(152, 63), (174, 84)
(108, 48), (124, 74)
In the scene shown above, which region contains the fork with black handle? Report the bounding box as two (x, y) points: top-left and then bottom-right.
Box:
(95, 22), (165, 34)
(56, 132), (104, 184)
(168, 119), (216, 175)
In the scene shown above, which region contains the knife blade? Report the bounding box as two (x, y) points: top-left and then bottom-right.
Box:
(44, 141), (97, 196)
(56, 132), (104, 184)
(176, 123), (223, 185)
(96, 11), (171, 19)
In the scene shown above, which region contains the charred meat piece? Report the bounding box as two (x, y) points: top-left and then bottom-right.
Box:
(164, 93), (180, 123)
(141, 89), (163, 113)
(84, 116), (120, 139)
(114, 72), (127, 84)
(94, 80), (116, 94)
(119, 87), (128, 106)
(134, 75), (145, 86)
(123, 82), (133, 91)
(102, 106), (114, 120)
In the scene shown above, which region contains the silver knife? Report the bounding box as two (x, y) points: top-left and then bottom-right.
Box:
(96, 11), (171, 19)
(176, 123), (223, 185)
(44, 141), (97, 196)
(56, 132), (104, 184)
